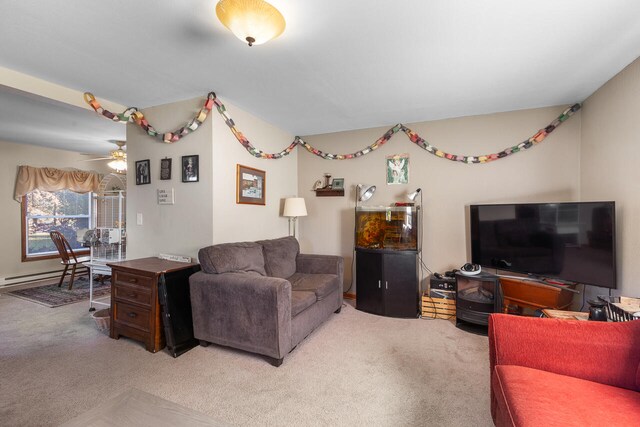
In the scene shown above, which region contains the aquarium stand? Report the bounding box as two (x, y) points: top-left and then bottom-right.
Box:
(355, 249), (419, 318)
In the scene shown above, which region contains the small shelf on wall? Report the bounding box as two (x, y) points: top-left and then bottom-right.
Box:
(315, 188), (344, 197)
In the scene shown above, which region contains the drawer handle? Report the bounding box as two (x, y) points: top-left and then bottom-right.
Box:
(127, 293), (137, 298)
(127, 312), (137, 318)
(128, 278), (137, 283)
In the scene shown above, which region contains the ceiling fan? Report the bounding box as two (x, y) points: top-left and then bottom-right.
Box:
(85, 140), (127, 173)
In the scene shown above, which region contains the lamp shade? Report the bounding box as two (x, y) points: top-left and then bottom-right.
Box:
(283, 197), (307, 217)
(216, 0), (286, 46)
(407, 188), (422, 201)
(358, 184), (376, 202)
(107, 159), (127, 173)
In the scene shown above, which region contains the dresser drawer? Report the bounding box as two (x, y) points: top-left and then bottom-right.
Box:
(113, 283), (152, 307)
(113, 271), (154, 289)
(113, 301), (151, 332)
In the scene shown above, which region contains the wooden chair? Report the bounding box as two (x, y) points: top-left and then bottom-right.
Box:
(49, 231), (90, 290)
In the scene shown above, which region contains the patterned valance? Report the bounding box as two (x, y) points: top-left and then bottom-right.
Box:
(14, 165), (101, 201)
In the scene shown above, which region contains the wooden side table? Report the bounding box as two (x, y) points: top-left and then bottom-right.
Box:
(107, 257), (199, 353)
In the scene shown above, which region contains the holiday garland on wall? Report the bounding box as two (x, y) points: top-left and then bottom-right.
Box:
(83, 92), (216, 144)
(84, 91), (581, 164)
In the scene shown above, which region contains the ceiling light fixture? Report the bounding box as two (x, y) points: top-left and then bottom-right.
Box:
(216, 0), (286, 47)
(107, 159), (127, 174)
(107, 141), (127, 173)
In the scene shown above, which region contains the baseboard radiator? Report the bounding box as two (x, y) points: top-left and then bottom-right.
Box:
(0, 269), (65, 288)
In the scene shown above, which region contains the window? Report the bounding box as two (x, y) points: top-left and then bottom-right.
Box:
(21, 189), (92, 261)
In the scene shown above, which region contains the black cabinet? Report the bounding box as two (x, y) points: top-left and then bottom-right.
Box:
(355, 249), (418, 318)
(355, 250), (384, 314)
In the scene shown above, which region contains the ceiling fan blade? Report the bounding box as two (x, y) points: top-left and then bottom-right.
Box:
(82, 157), (112, 161)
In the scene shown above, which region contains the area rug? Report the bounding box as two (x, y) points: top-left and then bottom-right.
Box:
(7, 277), (111, 308)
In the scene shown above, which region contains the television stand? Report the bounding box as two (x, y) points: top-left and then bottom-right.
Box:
(498, 274), (580, 294)
(500, 277), (577, 313)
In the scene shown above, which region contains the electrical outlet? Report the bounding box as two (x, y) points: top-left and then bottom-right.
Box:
(136, 213), (143, 225)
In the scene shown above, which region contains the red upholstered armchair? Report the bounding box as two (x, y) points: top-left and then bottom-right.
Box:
(489, 314), (640, 426)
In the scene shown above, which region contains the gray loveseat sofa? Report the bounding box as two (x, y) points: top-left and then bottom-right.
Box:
(190, 236), (343, 366)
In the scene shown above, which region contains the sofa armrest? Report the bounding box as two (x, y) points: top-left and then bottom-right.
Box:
(189, 271), (292, 359)
(489, 313), (640, 391)
(296, 254), (344, 281)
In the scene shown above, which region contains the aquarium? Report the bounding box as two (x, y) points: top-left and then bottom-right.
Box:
(355, 206), (419, 251)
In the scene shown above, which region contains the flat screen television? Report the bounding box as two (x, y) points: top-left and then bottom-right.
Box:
(470, 202), (616, 289)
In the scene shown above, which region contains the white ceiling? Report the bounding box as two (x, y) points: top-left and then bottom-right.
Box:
(1, 0), (640, 153)
(0, 86), (125, 154)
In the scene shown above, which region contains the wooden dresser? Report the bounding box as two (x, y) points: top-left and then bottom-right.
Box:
(107, 257), (199, 353)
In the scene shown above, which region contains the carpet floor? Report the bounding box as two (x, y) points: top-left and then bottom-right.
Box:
(0, 293), (493, 426)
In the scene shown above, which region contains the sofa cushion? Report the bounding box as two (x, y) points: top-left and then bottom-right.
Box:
(291, 290), (316, 317)
(198, 242), (266, 276)
(288, 273), (340, 301)
(257, 236), (299, 278)
(493, 365), (640, 427)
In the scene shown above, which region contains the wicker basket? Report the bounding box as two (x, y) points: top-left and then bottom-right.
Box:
(92, 308), (111, 331)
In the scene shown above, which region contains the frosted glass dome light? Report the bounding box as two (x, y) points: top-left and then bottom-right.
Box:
(216, 0), (286, 47)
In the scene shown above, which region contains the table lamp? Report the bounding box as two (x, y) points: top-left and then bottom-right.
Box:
(283, 197), (307, 238)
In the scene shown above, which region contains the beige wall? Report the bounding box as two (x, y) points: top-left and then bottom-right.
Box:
(125, 97), (214, 261)
(126, 96), (297, 260)
(0, 140), (105, 282)
(211, 100), (297, 243)
(298, 106), (582, 293)
(581, 57), (640, 298)
(5, 58), (636, 302)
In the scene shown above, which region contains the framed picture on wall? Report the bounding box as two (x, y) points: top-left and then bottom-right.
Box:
(160, 158), (172, 180)
(135, 159), (151, 185)
(331, 178), (344, 190)
(236, 164), (266, 205)
(386, 153), (409, 185)
(182, 155), (199, 183)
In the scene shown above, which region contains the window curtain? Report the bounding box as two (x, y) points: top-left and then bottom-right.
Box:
(14, 165), (102, 201)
